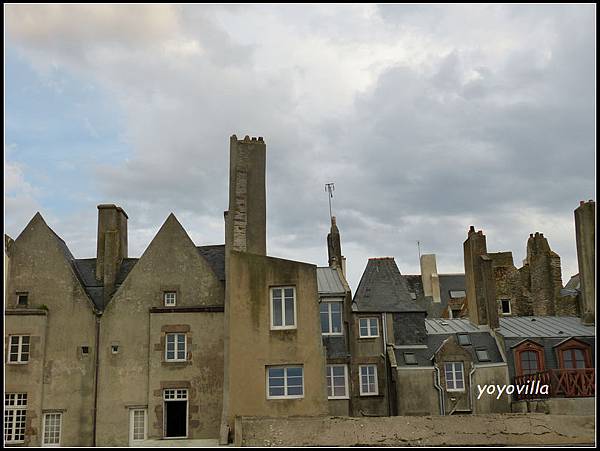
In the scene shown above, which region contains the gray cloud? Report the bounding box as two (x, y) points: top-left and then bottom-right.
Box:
(5, 4), (595, 291)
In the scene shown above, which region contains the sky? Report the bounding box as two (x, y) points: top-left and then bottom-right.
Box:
(4, 4), (596, 292)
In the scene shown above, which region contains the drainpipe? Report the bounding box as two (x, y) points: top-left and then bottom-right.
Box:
(92, 314), (101, 446)
(468, 366), (477, 413)
(433, 364), (445, 415)
(381, 313), (392, 416)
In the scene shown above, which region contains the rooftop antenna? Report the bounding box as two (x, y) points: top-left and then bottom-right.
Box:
(417, 240), (421, 260)
(325, 182), (335, 220)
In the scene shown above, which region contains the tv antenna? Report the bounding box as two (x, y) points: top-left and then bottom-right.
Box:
(325, 182), (335, 220)
(417, 240), (421, 259)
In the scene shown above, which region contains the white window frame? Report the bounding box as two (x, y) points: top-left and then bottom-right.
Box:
(359, 365), (378, 396)
(358, 317), (379, 338)
(42, 412), (62, 447)
(266, 366), (304, 399)
(326, 364), (349, 399)
(165, 333), (187, 362)
(500, 298), (512, 315)
(164, 292), (177, 307)
(129, 408), (147, 444)
(4, 393), (27, 444)
(8, 335), (30, 364)
(162, 389), (188, 439)
(320, 300), (344, 336)
(270, 287), (297, 330)
(444, 362), (465, 392)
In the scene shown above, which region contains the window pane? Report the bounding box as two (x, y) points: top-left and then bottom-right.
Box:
(284, 297), (295, 326)
(284, 288), (294, 299)
(269, 368), (285, 378)
(272, 297), (282, 326)
(269, 386), (285, 397)
(287, 367), (302, 378)
(287, 385), (303, 396)
(331, 304), (342, 333)
(321, 311), (330, 334)
(332, 366), (345, 377)
(369, 320), (377, 336)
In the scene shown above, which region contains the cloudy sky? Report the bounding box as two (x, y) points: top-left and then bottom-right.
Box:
(5, 4), (596, 291)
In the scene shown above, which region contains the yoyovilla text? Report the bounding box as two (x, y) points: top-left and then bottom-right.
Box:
(477, 381), (549, 400)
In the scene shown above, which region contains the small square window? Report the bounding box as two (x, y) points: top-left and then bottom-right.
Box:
(164, 292), (177, 307)
(403, 353), (417, 365)
(457, 334), (471, 346)
(359, 318), (379, 338)
(476, 349), (490, 362)
(81, 346), (90, 355)
(111, 345), (120, 354)
(17, 293), (29, 306)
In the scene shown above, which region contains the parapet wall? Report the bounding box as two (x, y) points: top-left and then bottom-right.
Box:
(235, 414), (595, 446)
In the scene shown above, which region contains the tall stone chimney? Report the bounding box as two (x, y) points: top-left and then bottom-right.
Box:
(226, 135), (266, 256)
(463, 226), (498, 329)
(96, 204), (128, 306)
(575, 200), (595, 324)
(420, 254), (441, 303)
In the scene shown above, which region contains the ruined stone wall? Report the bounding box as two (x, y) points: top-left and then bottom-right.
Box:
(574, 200), (595, 324)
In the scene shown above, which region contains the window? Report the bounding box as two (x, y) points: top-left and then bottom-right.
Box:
(515, 341), (545, 376)
(475, 349), (490, 362)
(17, 293), (28, 307)
(359, 365), (378, 395)
(326, 365), (348, 399)
(8, 336), (30, 363)
(409, 292), (417, 300)
(270, 287), (296, 329)
(163, 389), (187, 438)
(358, 318), (379, 338)
(81, 346), (90, 356)
(403, 353), (417, 365)
(4, 393), (27, 444)
(457, 334), (471, 346)
(165, 334), (186, 361)
(500, 299), (511, 315)
(444, 362), (465, 391)
(267, 366), (304, 399)
(449, 290), (466, 299)
(556, 339), (592, 370)
(164, 292), (177, 307)
(42, 412), (62, 446)
(111, 344), (120, 354)
(129, 409), (147, 443)
(320, 301), (343, 335)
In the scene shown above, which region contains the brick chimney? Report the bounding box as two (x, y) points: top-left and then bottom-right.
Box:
(96, 204), (128, 306)
(225, 135), (266, 256)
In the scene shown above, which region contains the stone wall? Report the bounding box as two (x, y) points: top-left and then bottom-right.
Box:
(236, 414), (595, 446)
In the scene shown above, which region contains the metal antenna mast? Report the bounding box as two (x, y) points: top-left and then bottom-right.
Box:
(325, 182), (335, 220)
(417, 240), (421, 259)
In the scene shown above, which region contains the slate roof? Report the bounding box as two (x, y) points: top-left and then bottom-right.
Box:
(561, 274), (580, 297)
(498, 316), (595, 338)
(425, 318), (481, 334)
(393, 332), (504, 367)
(404, 273), (466, 318)
(353, 258), (425, 313)
(197, 245), (225, 282)
(317, 267), (346, 296)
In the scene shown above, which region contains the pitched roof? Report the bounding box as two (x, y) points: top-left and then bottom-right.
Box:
(197, 245), (225, 282)
(316, 267), (346, 296)
(353, 258), (425, 312)
(425, 318), (481, 334)
(498, 316), (594, 338)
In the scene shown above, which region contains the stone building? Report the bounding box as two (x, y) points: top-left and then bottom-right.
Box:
(4, 135), (327, 447)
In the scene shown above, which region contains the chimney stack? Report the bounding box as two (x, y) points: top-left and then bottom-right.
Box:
(96, 204), (128, 306)
(575, 200), (595, 325)
(420, 254), (441, 303)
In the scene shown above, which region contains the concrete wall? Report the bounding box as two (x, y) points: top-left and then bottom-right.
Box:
(393, 368), (439, 415)
(96, 214), (225, 446)
(512, 397), (595, 415)
(223, 251), (328, 433)
(236, 414), (595, 446)
(5, 213), (98, 446)
(471, 364), (511, 414)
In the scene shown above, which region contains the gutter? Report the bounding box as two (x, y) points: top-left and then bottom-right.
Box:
(468, 365), (477, 414)
(381, 313), (392, 416)
(92, 313), (101, 446)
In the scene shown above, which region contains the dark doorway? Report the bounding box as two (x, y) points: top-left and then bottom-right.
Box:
(164, 400), (187, 438)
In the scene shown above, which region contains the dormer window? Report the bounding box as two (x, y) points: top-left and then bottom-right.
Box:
(457, 333), (471, 346)
(449, 290), (466, 299)
(476, 349), (490, 362)
(164, 292), (177, 307)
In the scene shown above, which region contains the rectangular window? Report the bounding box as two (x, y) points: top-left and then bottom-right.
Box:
(326, 365), (349, 399)
(449, 290), (466, 299)
(4, 393), (27, 444)
(42, 412), (61, 446)
(267, 366), (304, 399)
(444, 362), (465, 391)
(165, 333), (186, 361)
(17, 293), (29, 307)
(320, 301), (343, 335)
(476, 349), (490, 362)
(8, 335), (30, 364)
(164, 292), (177, 306)
(358, 318), (379, 338)
(130, 409), (147, 443)
(359, 365), (378, 395)
(163, 389), (187, 438)
(271, 287), (296, 329)
(457, 333), (471, 346)
(500, 299), (511, 315)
